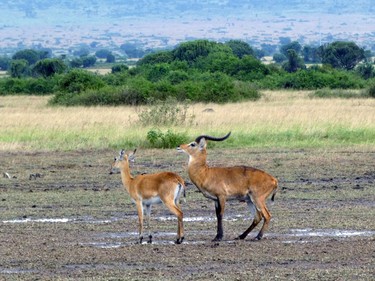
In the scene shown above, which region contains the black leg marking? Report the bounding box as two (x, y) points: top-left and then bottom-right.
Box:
(213, 200), (223, 241)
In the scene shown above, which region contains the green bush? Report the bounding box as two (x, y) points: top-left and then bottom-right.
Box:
(57, 69), (105, 93)
(49, 84), (151, 106)
(167, 70), (189, 84)
(0, 78), (27, 94)
(146, 129), (188, 148)
(257, 68), (366, 90)
(233, 81), (262, 101)
(367, 80), (375, 98)
(111, 64), (129, 73)
(0, 77), (55, 95)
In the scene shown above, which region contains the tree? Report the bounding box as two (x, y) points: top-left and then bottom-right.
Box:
(73, 47), (90, 57)
(9, 59), (30, 78)
(81, 56), (97, 68)
(225, 40), (255, 58)
(120, 43), (145, 58)
(302, 45), (320, 63)
(70, 57), (83, 68)
(32, 58), (66, 77)
(273, 53), (287, 63)
(173, 40), (228, 63)
(95, 49), (112, 59)
(12, 49), (40, 65)
(260, 43), (277, 56)
(106, 53), (116, 63)
(282, 49), (305, 73)
(280, 41), (302, 57)
(0, 56), (10, 70)
(138, 51), (174, 66)
(356, 63), (374, 79)
(318, 41), (365, 70)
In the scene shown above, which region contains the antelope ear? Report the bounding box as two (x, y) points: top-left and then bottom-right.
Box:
(198, 137), (206, 150)
(128, 149), (136, 162)
(119, 149), (125, 160)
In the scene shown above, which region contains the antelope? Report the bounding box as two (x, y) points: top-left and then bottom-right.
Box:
(110, 149), (185, 244)
(177, 132), (278, 241)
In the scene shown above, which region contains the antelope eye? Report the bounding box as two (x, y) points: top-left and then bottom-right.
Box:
(190, 143), (196, 147)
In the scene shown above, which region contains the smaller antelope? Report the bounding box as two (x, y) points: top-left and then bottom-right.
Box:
(177, 132), (278, 241)
(110, 149), (185, 244)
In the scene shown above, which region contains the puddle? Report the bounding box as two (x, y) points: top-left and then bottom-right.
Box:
(157, 215), (246, 222)
(0, 267), (37, 274)
(3, 216), (374, 247)
(86, 228), (375, 248)
(287, 228), (375, 238)
(268, 228), (375, 244)
(1, 217), (112, 224)
(81, 242), (124, 249)
(2, 214), (246, 225)
(2, 218), (73, 224)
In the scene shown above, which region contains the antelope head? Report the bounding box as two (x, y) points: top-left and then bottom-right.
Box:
(110, 149), (137, 174)
(177, 132), (231, 161)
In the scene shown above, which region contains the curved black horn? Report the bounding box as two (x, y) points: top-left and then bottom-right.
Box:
(195, 132), (231, 143)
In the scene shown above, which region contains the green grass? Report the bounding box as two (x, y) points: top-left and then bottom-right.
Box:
(0, 93), (374, 151)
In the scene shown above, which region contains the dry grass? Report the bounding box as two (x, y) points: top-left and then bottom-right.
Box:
(1, 91), (375, 151)
(189, 91), (375, 146)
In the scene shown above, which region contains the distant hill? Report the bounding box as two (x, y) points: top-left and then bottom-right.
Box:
(2, 0), (374, 20)
(0, 0), (374, 54)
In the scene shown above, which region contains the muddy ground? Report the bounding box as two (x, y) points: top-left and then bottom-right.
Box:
(0, 148), (374, 280)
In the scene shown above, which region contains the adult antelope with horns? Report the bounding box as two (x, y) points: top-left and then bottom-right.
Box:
(110, 149), (186, 244)
(177, 132), (278, 241)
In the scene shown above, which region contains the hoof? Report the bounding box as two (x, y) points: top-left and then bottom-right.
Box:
(175, 237), (184, 244)
(235, 234), (247, 240)
(212, 236), (223, 242)
(253, 234), (263, 241)
(147, 235), (153, 244)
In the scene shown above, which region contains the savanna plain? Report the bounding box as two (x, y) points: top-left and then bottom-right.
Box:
(0, 92), (374, 280)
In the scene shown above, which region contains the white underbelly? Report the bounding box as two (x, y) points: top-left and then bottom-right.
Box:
(142, 196), (163, 205)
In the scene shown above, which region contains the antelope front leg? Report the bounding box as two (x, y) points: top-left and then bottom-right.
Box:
(213, 197), (226, 241)
(144, 204), (153, 244)
(136, 201), (144, 244)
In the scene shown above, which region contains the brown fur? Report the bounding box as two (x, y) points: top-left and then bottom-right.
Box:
(178, 133), (278, 241)
(111, 149), (185, 244)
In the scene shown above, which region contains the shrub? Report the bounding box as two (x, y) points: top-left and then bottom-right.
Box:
(167, 70), (189, 84)
(0, 78), (27, 94)
(111, 64), (129, 73)
(57, 69), (105, 93)
(257, 68), (366, 90)
(50, 84), (150, 106)
(138, 97), (194, 126)
(233, 81), (261, 101)
(146, 129), (188, 148)
(367, 80), (375, 98)
(0, 77), (55, 95)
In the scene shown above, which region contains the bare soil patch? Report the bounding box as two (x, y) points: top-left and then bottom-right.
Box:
(0, 148), (374, 280)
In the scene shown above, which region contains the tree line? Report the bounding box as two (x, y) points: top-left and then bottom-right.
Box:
(0, 39), (374, 104)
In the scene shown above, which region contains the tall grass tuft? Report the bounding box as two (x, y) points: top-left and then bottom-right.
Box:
(137, 97), (195, 126)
